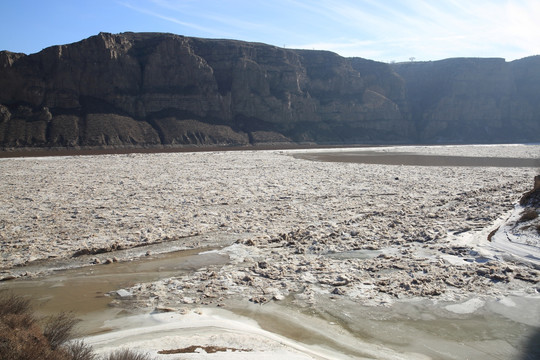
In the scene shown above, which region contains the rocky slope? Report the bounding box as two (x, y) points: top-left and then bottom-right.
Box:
(0, 32), (539, 149)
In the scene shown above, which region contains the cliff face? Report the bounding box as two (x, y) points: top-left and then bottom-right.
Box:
(391, 57), (540, 143)
(0, 32), (539, 149)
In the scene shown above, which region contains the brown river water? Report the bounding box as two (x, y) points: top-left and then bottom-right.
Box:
(0, 249), (229, 334)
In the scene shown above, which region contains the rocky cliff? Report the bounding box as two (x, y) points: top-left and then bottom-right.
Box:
(391, 57), (540, 143)
(0, 32), (539, 149)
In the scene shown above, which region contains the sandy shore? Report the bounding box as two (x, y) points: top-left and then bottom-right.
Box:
(1, 144), (539, 359)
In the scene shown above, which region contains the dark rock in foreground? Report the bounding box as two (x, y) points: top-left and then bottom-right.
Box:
(520, 175), (540, 207)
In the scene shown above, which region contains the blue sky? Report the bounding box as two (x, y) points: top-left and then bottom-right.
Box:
(2, 0), (539, 62)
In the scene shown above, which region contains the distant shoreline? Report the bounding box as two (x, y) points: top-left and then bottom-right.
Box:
(1, 142), (536, 159)
(295, 151), (540, 167)
(0, 144), (370, 158)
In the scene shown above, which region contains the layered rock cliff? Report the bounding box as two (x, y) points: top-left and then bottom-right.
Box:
(0, 32), (539, 149)
(391, 57), (540, 143)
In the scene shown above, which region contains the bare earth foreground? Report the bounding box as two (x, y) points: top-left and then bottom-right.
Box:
(1, 144), (539, 359)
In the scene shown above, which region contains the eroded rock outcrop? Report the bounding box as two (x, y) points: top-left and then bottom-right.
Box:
(1, 32), (539, 149)
(0, 32), (410, 149)
(520, 175), (540, 207)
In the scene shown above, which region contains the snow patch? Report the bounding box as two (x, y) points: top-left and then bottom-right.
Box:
(445, 298), (485, 314)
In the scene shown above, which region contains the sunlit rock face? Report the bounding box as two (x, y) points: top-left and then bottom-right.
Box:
(1, 32), (539, 149)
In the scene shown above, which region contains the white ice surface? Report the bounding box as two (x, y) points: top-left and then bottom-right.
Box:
(83, 308), (427, 360)
(445, 298), (485, 314)
(489, 205), (540, 266)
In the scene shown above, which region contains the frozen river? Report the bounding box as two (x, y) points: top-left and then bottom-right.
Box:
(1, 144), (539, 359)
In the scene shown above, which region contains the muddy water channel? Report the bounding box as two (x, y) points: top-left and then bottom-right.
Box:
(0, 249), (229, 334)
(2, 247), (539, 359)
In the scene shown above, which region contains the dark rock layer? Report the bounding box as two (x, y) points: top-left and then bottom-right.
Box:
(1, 32), (539, 149)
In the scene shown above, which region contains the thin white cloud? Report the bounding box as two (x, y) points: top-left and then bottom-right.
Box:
(124, 0), (290, 42)
(289, 0), (540, 61)
(117, 1), (224, 35)
(118, 0), (540, 61)
(201, 13), (270, 35)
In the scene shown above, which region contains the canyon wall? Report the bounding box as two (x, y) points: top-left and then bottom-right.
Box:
(391, 57), (540, 143)
(1, 32), (539, 149)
